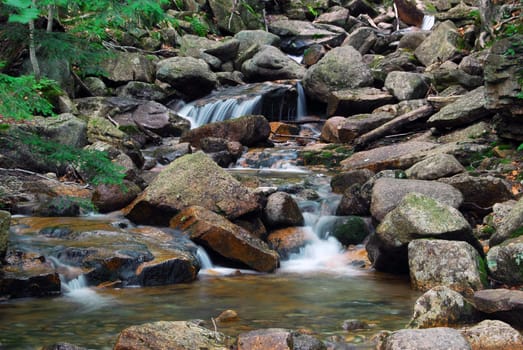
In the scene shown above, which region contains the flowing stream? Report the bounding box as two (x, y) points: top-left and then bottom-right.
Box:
(0, 89), (421, 349)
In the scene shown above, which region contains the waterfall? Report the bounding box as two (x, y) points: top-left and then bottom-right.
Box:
(196, 246), (214, 270)
(178, 95), (262, 128)
(296, 81), (308, 118)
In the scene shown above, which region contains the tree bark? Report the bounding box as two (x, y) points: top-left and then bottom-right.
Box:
(28, 0), (40, 80)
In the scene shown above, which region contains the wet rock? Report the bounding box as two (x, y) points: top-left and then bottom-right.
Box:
(384, 71), (430, 101)
(370, 178), (463, 222)
(327, 87), (395, 116)
(156, 56), (218, 100)
(267, 227), (315, 260)
(340, 141), (437, 172)
(34, 196), (81, 217)
(342, 319), (370, 331)
(0, 210), (10, 262)
(92, 181), (141, 213)
(439, 173), (513, 212)
(136, 251), (200, 286)
(180, 115), (271, 148)
(460, 319), (523, 350)
(268, 19), (346, 55)
(409, 239), (485, 295)
(414, 21), (462, 67)
(216, 309), (239, 323)
(315, 215), (370, 246)
(368, 192), (474, 273)
(237, 328), (325, 350)
(428, 87), (492, 129)
(336, 184), (370, 216)
(319, 116), (345, 143)
(241, 45), (306, 82)
(170, 206), (279, 272)
(124, 152), (261, 226)
(490, 196), (523, 246)
(486, 236), (523, 286)
(114, 320), (230, 350)
(303, 46), (373, 103)
(263, 192), (304, 229)
(115, 81), (168, 101)
(100, 51), (156, 83)
(408, 285), (480, 328)
(330, 169), (374, 194)
(405, 153), (465, 180)
(379, 327), (471, 350)
(473, 289), (523, 328)
(0, 251), (61, 299)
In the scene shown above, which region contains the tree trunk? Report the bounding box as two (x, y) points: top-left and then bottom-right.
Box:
(28, 0), (40, 80)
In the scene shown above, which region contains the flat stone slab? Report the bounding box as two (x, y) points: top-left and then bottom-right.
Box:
(473, 289), (523, 328)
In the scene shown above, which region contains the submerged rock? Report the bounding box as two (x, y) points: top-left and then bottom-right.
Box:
(124, 152), (261, 226)
(170, 206), (279, 272)
(114, 320), (230, 350)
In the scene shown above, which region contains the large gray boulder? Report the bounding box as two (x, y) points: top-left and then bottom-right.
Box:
(427, 87), (492, 128)
(409, 239), (485, 295)
(233, 29), (281, 57)
(0, 210), (10, 262)
(170, 206), (279, 272)
(156, 57), (218, 100)
(368, 192), (475, 273)
(370, 178), (463, 222)
(486, 236), (523, 286)
(414, 21), (462, 67)
(302, 46), (373, 103)
(241, 45), (306, 82)
(124, 152), (261, 226)
(208, 0), (263, 34)
(114, 321), (230, 350)
(379, 328), (471, 350)
(100, 51), (156, 83)
(490, 196), (523, 245)
(384, 71), (430, 101)
(408, 285), (480, 329)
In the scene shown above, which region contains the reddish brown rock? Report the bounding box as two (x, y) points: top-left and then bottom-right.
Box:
(170, 206), (279, 272)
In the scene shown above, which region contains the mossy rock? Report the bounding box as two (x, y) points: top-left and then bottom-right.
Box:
(332, 216), (370, 246)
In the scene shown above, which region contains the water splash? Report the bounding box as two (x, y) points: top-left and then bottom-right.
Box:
(196, 246), (213, 270)
(296, 81), (308, 118)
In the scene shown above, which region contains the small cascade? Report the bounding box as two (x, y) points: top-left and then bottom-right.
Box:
(196, 246), (214, 270)
(62, 274), (88, 293)
(173, 81), (303, 128)
(296, 81), (308, 118)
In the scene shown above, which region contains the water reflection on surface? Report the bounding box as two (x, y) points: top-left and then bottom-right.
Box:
(0, 270), (418, 349)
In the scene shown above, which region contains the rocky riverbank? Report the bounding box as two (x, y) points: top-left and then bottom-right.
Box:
(1, 0), (523, 349)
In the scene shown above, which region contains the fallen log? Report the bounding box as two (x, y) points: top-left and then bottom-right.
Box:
(353, 104), (434, 150)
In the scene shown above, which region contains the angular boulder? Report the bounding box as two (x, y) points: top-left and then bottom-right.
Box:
(408, 285), (479, 329)
(408, 239), (485, 295)
(170, 206), (279, 272)
(156, 57), (218, 100)
(114, 321), (230, 350)
(326, 87), (395, 116)
(241, 45), (306, 82)
(384, 71), (430, 101)
(125, 152), (261, 226)
(370, 178), (463, 222)
(303, 46), (373, 103)
(368, 192), (475, 273)
(414, 21), (462, 67)
(405, 153), (465, 180)
(267, 227), (315, 260)
(101, 51), (156, 83)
